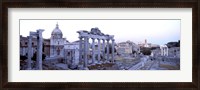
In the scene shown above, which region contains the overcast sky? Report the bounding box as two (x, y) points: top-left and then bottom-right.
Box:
(20, 19), (180, 45)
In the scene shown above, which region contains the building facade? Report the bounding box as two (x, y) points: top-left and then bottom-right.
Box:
(20, 24), (68, 59)
(50, 23), (67, 58)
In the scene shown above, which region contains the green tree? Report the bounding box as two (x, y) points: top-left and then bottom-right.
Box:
(140, 47), (151, 55)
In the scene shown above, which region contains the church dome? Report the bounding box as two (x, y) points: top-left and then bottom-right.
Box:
(51, 23), (63, 35)
(51, 23), (63, 39)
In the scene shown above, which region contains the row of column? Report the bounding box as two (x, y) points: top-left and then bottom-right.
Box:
(27, 29), (44, 70)
(160, 47), (168, 56)
(79, 36), (115, 69)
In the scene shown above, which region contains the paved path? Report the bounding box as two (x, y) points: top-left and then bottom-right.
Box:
(128, 60), (157, 70)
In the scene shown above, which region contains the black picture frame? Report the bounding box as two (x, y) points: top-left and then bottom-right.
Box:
(1, 0), (199, 90)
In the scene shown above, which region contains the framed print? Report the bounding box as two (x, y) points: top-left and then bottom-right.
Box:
(1, 0), (199, 89)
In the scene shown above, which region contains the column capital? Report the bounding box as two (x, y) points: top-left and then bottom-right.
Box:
(106, 39), (110, 41)
(111, 39), (115, 41)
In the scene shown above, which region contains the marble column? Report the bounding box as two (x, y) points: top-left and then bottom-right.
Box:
(106, 39), (110, 62)
(36, 29), (44, 70)
(64, 50), (67, 64)
(79, 37), (83, 64)
(160, 48), (163, 56)
(27, 36), (32, 70)
(67, 50), (70, 64)
(166, 47), (168, 56)
(102, 39), (105, 61)
(50, 40), (53, 57)
(162, 48), (164, 56)
(73, 50), (75, 65)
(111, 39), (115, 63)
(69, 51), (72, 65)
(97, 38), (101, 63)
(92, 38), (95, 64)
(83, 37), (89, 68)
(71, 51), (73, 64)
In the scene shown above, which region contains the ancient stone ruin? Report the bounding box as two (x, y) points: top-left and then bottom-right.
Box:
(20, 24), (180, 70)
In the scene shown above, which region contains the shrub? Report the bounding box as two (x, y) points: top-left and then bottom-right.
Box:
(140, 47), (151, 55)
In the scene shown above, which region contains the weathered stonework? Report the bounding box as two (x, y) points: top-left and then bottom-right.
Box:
(77, 27), (115, 69)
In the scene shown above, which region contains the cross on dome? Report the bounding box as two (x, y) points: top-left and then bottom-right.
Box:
(56, 22), (59, 29)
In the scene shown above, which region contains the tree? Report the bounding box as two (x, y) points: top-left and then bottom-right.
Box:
(140, 47), (151, 55)
(166, 40), (180, 48)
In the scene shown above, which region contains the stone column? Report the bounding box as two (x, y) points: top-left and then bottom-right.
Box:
(102, 39), (105, 61)
(31, 47), (34, 57)
(162, 48), (164, 56)
(36, 29), (44, 70)
(106, 39), (110, 62)
(111, 39), (115, 63)
(50, 39), (53, 57)
(66, 50), (70, 64)
(163, 48), (165, 56)
(27, 36), (32, 70)
(71, 50), (74, 65)
(166, 47), (168, 56)
(83, 37), (89, 68)
(69, 51), (72, 65)
(97, 38), (101, 63)
(92, 38), (95, 64)
(160, 47), (163, 56)
(22, 48), (25, 55)
(64, 50), (67, 64)
(79, 37), (83, 64)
